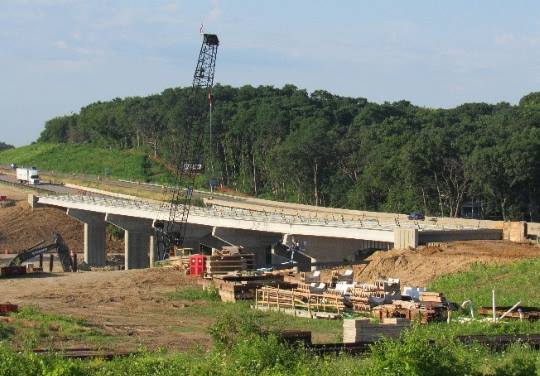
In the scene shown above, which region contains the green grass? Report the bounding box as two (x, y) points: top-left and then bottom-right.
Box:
(166, 286), (343, 343)
(0, 306), (110, 350)
(1, 259), (539, 374)
(0, 143), (173, 183)
(429, 257), (540, 308)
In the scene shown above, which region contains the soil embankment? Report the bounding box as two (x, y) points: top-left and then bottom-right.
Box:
(347, 241), (540, 286)
(0, 185), (122, 256)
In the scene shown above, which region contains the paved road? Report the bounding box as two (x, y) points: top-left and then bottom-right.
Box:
(0, 172), (81, 195)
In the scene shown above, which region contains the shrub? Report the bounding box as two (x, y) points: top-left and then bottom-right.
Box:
(367, 327), (477, 376)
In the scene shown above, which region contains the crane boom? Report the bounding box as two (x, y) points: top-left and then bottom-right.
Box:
(154, 33), (219, 260)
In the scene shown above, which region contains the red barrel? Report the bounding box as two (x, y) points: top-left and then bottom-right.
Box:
(189, 254), (206, 276)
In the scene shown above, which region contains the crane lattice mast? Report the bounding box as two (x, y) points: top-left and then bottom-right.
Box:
(154, 33), (219, 260)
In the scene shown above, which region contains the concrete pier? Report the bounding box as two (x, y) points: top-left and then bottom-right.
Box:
(67, 208), (106, 266)
(106, 214), (153, 270)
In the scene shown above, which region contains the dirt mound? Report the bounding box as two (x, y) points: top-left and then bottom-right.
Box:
(323, 241), (540, 287)
(0, 193), (123, 255)
(0, 201), (83, 253)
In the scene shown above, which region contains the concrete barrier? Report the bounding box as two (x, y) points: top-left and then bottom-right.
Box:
(419, 229), (501, 244)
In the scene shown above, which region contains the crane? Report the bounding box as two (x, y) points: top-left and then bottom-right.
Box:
(153, 33), (219, 260)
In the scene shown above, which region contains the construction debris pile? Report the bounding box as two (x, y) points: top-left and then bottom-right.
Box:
(168, 247), (255, 277)
(199, 267), (451, 323)
(205, 247), (255, 276)
(373, 292), (449, 324)
(199, 272), (296, 302)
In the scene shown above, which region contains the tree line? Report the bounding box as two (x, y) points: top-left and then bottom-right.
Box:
(0, 142), (14, 152)
(38, 85), (540, 221)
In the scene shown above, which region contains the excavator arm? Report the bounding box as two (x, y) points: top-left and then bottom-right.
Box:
(8, 233), (73, 272)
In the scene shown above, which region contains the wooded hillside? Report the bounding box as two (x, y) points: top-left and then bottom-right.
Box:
(37, 85), (540, 220)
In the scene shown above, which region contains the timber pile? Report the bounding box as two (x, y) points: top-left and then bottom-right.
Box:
(343, 278), (402, 313)
(205, 249), (255, 276)
(343, 317), (411, 343)
(255, 286), (345, 317)
(204, 273), (297, 302)
(372, 298), (449, 323)
(254, 277), (406, 316)
(419, 291), (446, 303)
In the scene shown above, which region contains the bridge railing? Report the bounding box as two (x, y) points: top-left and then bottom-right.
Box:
(38, 194), (480, 232)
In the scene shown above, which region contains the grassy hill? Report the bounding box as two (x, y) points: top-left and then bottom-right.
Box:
(0, 143), (173, 183)
(430, 257), (540, 308)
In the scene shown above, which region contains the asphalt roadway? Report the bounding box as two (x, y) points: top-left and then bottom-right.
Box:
(0, 172), (79, 195)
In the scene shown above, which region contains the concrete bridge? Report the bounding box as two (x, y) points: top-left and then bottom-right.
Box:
(36, 194), (501, 270)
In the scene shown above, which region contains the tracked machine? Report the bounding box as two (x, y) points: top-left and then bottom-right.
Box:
(1, 233), (73, 277)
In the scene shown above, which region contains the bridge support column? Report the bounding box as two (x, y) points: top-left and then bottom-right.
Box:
(106, 214), (152, 270)
(393, 228), (418, 249)
(67, 209), (106, 267)
(212, 227), (282, 266)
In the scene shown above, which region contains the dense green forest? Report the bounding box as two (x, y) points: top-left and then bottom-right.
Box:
(38, 85), (540, 221)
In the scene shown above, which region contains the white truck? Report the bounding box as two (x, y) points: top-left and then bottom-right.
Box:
(16, 167), (40, 185)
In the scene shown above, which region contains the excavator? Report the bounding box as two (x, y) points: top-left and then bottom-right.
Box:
(6, 233), (73, 272)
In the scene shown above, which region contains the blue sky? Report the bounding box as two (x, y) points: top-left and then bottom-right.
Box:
(2, 0), (540, 146)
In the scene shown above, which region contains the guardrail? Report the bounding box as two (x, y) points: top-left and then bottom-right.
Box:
(38, 193), (478, 232)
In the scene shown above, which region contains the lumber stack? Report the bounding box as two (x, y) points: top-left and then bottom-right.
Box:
(419, 291), (446, 303)
(372, 299), (448, 323)
(217, 274), (295, 302)
(255, 286), (345, 315)
(345, 278), (401, 312)
(205, 251), (255, 276)
(343, 317), (411, 343)
(199, 272), (297, 302)
(168, 255), (190, 270)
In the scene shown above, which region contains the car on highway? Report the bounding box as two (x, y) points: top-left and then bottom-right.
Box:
(407, 211), (425, 220)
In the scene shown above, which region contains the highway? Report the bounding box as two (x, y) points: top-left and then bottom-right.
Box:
(0, 171), (90, 195)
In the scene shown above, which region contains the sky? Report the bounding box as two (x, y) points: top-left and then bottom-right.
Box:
(2, 1), (540, 146)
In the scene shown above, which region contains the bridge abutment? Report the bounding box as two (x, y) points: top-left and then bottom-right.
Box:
(67, 209), (106, 267)
(393, 228), (418, 249)
(106, 214), (153, 270)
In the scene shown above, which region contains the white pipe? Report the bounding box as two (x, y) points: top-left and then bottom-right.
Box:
(498, 301), (522, 321)
(492, 289), (496, 323)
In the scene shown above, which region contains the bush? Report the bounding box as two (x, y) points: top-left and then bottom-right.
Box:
(208, 310), (264, 349)
(368, 327), (477, 376)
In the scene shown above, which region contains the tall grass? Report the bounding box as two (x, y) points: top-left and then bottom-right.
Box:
(429, 258), (540, 308)
(0, 315), (538, 375)
(0, 143), (173, 182)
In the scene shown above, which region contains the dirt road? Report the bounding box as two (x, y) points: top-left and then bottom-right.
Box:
(0, 268), (211, 351)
